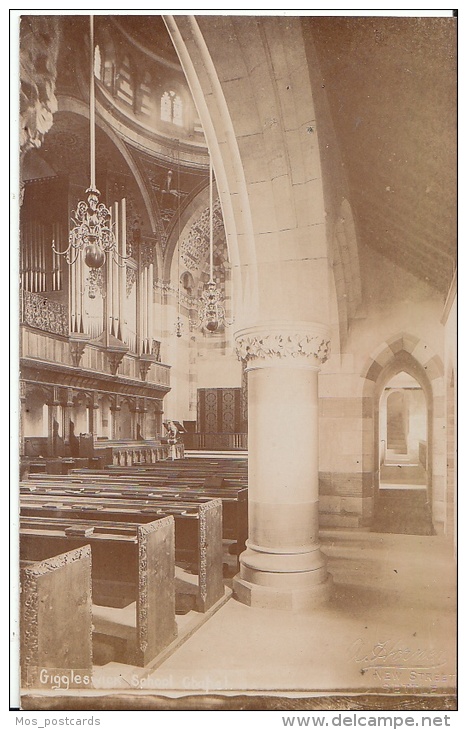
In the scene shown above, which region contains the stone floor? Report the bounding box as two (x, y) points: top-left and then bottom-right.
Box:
(113, 529), (457, 697)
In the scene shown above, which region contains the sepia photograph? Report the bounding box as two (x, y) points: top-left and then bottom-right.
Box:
(11, 8), (457, 716)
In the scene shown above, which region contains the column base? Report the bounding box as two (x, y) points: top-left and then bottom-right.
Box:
(232, 544), (333, 611)
(233, 573), (333, 611)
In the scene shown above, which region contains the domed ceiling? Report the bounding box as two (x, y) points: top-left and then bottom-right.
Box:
(20, 14), (457, 297)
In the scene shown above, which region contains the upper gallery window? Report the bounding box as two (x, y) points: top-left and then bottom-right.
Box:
(116, 56), (133, 106)
(94, 45), (102, 79)
(95, 39), (117, 91)
(161, 90), (183, 126)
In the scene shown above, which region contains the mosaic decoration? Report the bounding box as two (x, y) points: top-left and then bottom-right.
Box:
(180, 199), (223, 271)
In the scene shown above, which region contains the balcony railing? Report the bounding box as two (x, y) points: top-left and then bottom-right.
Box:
(184, 433), (247, 451)
(21, 326), (171, 389)
(21, 290), (68, 336)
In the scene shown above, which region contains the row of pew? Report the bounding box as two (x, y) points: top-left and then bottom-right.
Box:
(19, 457), (248, 687)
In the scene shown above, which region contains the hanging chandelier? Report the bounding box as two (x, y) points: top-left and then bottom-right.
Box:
(191, 158), (230, 333)
(53, 15), (123, 271)
(175, 142), (184, 338)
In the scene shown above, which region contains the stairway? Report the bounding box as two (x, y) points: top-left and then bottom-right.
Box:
(387, 439), (407, 454)
(387, 413), (407, 454)
(372, 488), (434, 535)
(380, 462), (426, 484)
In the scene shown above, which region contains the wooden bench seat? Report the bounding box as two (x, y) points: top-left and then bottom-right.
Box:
(24, 475), (247, 553)
(20, 492), (224, 613)
(20, 514), (177, 667)
(70, 468), (248, 490)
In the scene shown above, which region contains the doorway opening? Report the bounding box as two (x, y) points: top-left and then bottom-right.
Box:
(373, 370), (434, 535)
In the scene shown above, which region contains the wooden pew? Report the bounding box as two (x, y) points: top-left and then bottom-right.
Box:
(20, 490), (224, 613)
(23, 475), (247, 555)
(105, 461), (248, 481)
(20, 545), (93, 689)
(70, 468), (248, 491)
(20, 515), (177, 667)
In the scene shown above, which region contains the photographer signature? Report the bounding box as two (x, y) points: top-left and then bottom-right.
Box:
(348, 638), (447, 670)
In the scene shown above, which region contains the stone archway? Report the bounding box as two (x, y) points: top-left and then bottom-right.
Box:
(361, 332), (445, 532)
(165, 16), (336, 609)
(164, 15), (332, 327)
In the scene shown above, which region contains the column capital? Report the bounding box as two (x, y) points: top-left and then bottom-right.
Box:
(234, 321), (331, 369)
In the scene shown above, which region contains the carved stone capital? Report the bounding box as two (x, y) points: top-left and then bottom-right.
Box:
(235, 322), (331, 369)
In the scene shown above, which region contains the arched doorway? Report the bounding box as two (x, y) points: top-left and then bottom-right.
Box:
(97, 395), (113, 440)
(380, 373), (428, 469)
(361, 333), (446, 534)
(374, 371), (432, 534)
(119, 399), (134, 440)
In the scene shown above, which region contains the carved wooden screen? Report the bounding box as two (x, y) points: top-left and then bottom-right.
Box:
(197, 388), (243, 434)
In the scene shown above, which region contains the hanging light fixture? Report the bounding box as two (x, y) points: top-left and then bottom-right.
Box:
(53, 15), (124, 271)
(192, 157), (230, 333)
(175, 141), (183, 338)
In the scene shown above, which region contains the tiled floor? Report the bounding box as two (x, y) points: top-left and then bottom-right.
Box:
(20, 529), (456, 709)
(135, 529), (457, 695)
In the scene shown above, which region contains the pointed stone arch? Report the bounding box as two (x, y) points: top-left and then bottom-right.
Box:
(164, 15), (332, 330)
(331, 198), (362, 350)
(361, 332), (446, 531)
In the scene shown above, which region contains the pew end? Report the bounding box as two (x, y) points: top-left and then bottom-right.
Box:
(20, 546), (93, 689)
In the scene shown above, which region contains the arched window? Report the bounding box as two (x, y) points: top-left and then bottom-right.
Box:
(173, 94), (183, 126)
(96, 35), (116, 92)
(181, 271), (195, 296)
(160, 90), (183, 126)
(116, 56), (133, 106)
(94, 45), (102, 80)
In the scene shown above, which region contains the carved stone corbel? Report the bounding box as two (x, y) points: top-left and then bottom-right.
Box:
(106, 349), (127, 376)
(139, 354), (156, 381)
(69, 339), (87, 368)
(51, 385), (61, 407)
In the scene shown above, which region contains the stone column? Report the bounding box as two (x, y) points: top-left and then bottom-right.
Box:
(131, 400), (141, 441)
(19, 381), (27, 458)
(137, 398), (148, 440)
(88, 393), (100, 440)
(47, 386), (61, 457)
(233, 322), (332, 611)
(110, 395), (121, 440)
(63, 388), (75, 449)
